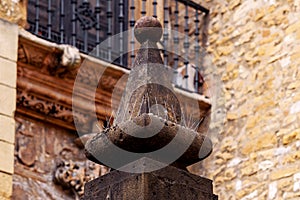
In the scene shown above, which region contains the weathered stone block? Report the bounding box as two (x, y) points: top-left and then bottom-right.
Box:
(0, 172), (12, 199)
(270, 166), (299, 180)
(83, 164), (218, 200)
(285, 21), (300, 34)
(0, 84), (16, 117)
(0, 57), (16, 88)
(0, 19), (18, 61)
(283, 129), (300, 145)
(0, 141), (14, 174)
(0, 115), (15, 144)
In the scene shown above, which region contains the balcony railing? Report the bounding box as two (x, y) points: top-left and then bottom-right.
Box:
(26, 0), (209, 94)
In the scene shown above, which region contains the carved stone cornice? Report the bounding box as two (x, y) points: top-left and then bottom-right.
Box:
(17, 31), (129, 132)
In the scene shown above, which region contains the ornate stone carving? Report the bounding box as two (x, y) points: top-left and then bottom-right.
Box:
(17, 39), (79, 78)
(17, 133), (36, 166)
(53, 160), (108, 199)
(18, 32), (126, 88)
(0, 0), (27, 26)
(59, 45), (81, 69)
(14, 116), (110, 199)
(16, 88), (91, 131)
(16, 33), (126, 131)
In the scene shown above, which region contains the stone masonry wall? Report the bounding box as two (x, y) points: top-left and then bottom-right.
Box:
(0, 19), (18, 200)
(196, 0), (300, 199)
(0, 0), (25, 199)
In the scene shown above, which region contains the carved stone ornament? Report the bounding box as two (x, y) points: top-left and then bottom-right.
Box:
(0, 0), (27, 26)
(53, 160), (109, 199)
(16, 88), (91, 131)
(17, 30), (128, 131)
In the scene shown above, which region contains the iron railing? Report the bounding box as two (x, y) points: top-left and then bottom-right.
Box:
(27, 0), (209, 93)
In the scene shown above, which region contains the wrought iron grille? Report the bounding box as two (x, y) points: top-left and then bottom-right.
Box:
(26, 0), (209, 94)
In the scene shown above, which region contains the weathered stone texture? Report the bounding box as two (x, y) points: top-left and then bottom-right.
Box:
(0, 141), (14, 174)
(0, 172), (12, 199)
(0, 57), (16, 88)
(0, 115), (15, 144)
(0, 84), (16, 117)
(0, 19), (18, 61)
(192, 0), (300, 199)
(0, 0), (27, 26)
(0, 7), (19, 200)
(12, 115), (105, 200)
(84, 165), (217, 200)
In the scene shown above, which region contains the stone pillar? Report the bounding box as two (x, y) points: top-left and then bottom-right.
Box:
(0, 19), (18, 200)
(83, 16), (217, 200)
(84, 161), (217, 200)
(0, 1), (26, 199)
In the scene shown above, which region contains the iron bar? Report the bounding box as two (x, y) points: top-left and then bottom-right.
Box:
(34, 0), (40, 35)
(194, 9), (200, 92)
(141, 0), (147, 16)
(71, 0), (77, 46)
(173, 0), (179, 84)
(59, 0), (65, 43)
(184, 3), (190, 89)
(130, 0), (135, 65)
(107, 0), (112, 61)
(83, 0), (89, 53)
(95, 0), (101, 57)
(163, 0), (169, 67)
(177, 0), (209, 14)
(153, 0), (157, 18)
(119, 0), (124, 65)
(47, 0), (52, 39)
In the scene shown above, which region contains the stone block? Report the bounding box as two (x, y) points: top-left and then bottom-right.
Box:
(0, 84), (16, 117)
(227, 112), (238, 120)
(0, 57), (16, 88)
(0, 19), (18, 61)
(0, 115), (15, 144)
(0, 172), (12, 199)
(270, 166), (299, 180)
(0, 141), (14, 174)
(83, 164), (218, 200)
(241, 132), (277, 155)
(285, 21), (300, 34)
(229, 0), (241, 10)
(283, 129), (300, 145)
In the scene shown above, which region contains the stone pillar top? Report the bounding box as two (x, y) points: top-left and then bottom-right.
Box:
(134, 16), (163, 43)
(85, 16), (213, 171)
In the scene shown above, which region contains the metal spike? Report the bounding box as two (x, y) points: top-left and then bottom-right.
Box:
(187, 113), (193, 128)
(130, 98), (138, 120)
(138, 95), (145, 115)
(147, 92), (150, 113)
(155, 96), (159, 116)
(171, 105), (177, 123)
(193, 117), (204, 131)
(164, 100), (168, 120)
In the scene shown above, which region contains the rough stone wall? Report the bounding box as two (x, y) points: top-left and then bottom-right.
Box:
(195, 0), (300, 199)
